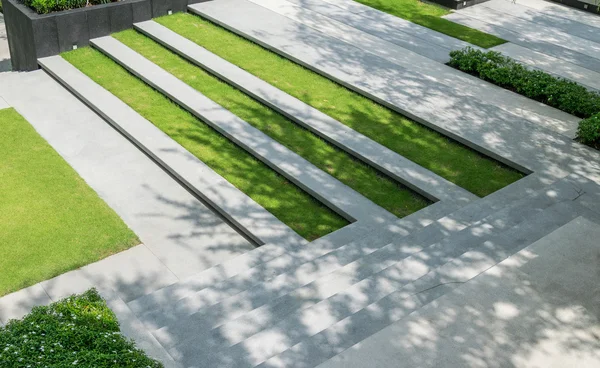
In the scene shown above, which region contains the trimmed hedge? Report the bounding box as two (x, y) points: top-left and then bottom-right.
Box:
(0, 289), (163, 368)
(23, 0), (117, 15)
(448, 47), (600, 148)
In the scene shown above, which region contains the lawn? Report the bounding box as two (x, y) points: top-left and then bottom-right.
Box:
(0, 108), (139, 296)
(157, 13), (524, 197)
(352, 0), (505, 48)
(63, 48), (349, 241)
(113, 30), (430, 220)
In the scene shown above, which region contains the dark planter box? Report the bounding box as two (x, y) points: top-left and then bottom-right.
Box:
(429, 0), (489, 10)
(1, 0), (207, 71)
(549, 0), (600, 14)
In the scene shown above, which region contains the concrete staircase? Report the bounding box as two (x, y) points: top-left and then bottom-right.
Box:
(121, 174), (598, 368)
(35, 7), (600, 366)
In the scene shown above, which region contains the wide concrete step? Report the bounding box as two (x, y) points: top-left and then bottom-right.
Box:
(492, 43), (600, 92)
(316, 214), (600, 368)
(253, 0), (454, 63)
(247, 201), (588, 368)
(134, 20), (475, 204)
(142, 177), (552, 338)
(483, 0), (600, 44)
(90, 35), (395, 224)
(234, 0), (580, 136)
(444, 11), (600, 73)
(131, 200), (458, 319)
(458, 5), (600, 62)
(163, 177), (580, 364)
(150, 174), (569, 350)
(500, 0), (600, 30)
(38, 55), (305, 250)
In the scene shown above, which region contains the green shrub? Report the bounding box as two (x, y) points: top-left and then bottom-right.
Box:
(0, 289), (163, 368)
(449, 47), (600, 119)
(578, 113), (600, 147)
(23, 0), (117, 14)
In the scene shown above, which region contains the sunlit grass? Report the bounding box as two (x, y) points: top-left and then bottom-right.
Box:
(0, 108), (139, 296)
(352, 0), (505, 48)
(114, 29), (430, 220)
(157, 13), (524, 197)
(63, 48), (349, 241)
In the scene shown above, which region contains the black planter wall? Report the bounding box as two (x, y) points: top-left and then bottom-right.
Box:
(428, 0), (489, 10)
(550, 0), (600, 14)
(1, 0), (207, 71)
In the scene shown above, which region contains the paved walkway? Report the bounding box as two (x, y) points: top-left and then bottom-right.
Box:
(0, 13), (11, 72)
(445, 0), (600, 89)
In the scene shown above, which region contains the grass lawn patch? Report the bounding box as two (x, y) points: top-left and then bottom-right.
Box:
(114, 29), (430, 219)
(0, 289), (163, 367)
(63, 48), (349, 241)
(352, 0), (505, 48)
(157, 13), (524, 197)
(0, 108), (139, 297)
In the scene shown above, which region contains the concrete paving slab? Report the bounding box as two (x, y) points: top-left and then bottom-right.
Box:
(516, 0), (600, 29)
(40, 270), (95, 302)
(189, 0), (600, 187)
(38, 56), (304, 251)
(266, 0), (456, 63)
(0, 284), (51, 324)
(492, 42), (600, 92)
(0, 69), (256, 282)
(456, 5), (600, 61)
(244, 0), (580, 136)
(135, 20), (475, 204)
(0, 96), (8, 109)
(483, 0), (600, 44)
(444, 11), (600, 73)
(318, 216), (600, 368)
(79, 245), (179, 303)
(90, 36), (395, 224)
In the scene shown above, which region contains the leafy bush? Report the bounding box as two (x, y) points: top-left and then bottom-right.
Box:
(449, 47), (600, 148)
(449, 47), (600, 118)
(23, 0), (118, 14)
(578, 113), (600, 148)
(0, 289), (163, 368)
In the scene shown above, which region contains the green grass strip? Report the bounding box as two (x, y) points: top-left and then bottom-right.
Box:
(353, 0), (505, 48)
(114, 29), (430, 220)
(157, 13), (524, 197)
(63, 48), (349, 241)
(0, 108), (139, 296)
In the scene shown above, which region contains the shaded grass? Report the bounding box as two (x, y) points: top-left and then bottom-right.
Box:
(114, 29), (430, 219)
(352, 0), (505, 48)
(157, 13), (524, 197)
(0, 108), (139, 296)
(63, 48), (349, 241)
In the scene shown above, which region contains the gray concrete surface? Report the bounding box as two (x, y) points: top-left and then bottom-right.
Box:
(189, 0), (600, 185)
(135, 20), (475, 204)
(90, 35), (396, 224)
(318, 216), (600, 368)
(0, 13), (10, 72)
(243, 0), (581, 137)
